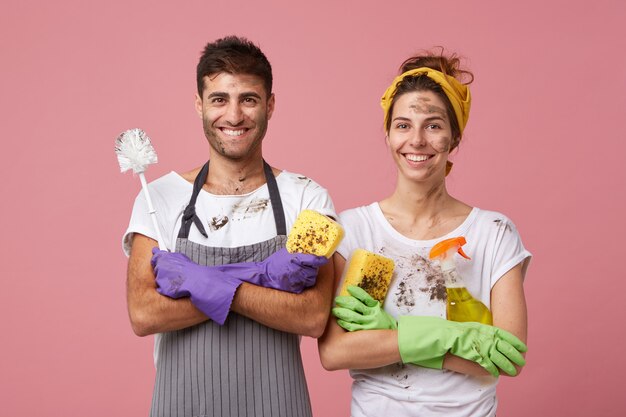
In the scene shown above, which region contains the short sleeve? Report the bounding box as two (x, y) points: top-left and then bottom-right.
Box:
(336, 208), (361, 260)
(122, 190), (165, 256)
(300, 179), (336, 219)
(490, 217), (532, 286)
(121, 174), (186, 256)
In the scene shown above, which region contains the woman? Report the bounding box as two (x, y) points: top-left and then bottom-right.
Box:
(318, 51), (531, 416)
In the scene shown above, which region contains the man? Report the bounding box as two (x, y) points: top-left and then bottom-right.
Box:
(123, 36), (336, 417)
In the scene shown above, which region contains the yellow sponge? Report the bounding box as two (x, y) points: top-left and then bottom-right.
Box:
(339, 249), (395, 304)
(286, 210), (344, 258)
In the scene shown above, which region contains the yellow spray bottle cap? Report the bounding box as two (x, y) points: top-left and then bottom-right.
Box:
(429, 237), (471, 260)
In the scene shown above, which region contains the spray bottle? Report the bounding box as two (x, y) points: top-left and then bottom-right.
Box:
(429, 237), (493, 325)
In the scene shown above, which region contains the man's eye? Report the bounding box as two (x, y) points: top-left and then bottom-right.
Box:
(243, 97), (257, 104)
(426, 124), (441, 130)
(396, 123), (408, 129)
(211, 97), (225, 104)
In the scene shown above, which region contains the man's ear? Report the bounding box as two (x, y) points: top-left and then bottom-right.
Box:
(194, 93), (203, 119)
(266, 93), (275, 120)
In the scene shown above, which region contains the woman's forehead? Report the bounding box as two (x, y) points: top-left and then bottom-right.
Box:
(395, 91), (447, 117)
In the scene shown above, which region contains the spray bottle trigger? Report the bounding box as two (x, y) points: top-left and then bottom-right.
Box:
(457, 247), (471, 260)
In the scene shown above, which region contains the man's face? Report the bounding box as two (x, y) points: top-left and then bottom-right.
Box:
(195, 72), (275, 162)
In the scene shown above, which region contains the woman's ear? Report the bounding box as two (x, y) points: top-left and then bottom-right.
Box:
(448, 135), (461, 152)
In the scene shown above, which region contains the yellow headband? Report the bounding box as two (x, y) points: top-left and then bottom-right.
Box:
(380, 67), (471, 135)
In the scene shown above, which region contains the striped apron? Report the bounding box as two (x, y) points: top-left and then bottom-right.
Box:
(150, 161), (312, 417)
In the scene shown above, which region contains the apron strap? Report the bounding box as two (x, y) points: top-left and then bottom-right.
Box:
(177, 160), (287, 239)
(178, 162), (209, 239)
(263, 160), (287, 236)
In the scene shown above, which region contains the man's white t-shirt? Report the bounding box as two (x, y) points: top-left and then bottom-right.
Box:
(122, 170), (336, 365)
(123, 170), (336, 255)
(336, 203), (531, 417)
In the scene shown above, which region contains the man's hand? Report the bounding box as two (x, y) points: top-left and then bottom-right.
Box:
(255, 248), (328, 293)
(207, 248), (327, 293)
(151, 249), (242, 325)
(151, 248), (328, 324)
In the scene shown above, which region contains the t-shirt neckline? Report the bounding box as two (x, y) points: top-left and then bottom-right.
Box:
(170, 170), (284, 198)
(371, 202), (479, 247)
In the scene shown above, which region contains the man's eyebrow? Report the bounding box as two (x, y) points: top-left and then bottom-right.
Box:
(239, 92), (262, 99)
(206, 91), (263, 99)
(207, 91), (229, 99)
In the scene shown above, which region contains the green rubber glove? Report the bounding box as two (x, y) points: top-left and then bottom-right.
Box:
(333, 285), (397, 331)
(398, 316), (527, 377)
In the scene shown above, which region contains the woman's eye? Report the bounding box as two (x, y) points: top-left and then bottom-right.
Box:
(396, 123), (408, 129)
(426, 124), (441, 130)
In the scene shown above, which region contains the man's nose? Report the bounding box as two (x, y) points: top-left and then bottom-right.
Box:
(224, 102), (244, 125)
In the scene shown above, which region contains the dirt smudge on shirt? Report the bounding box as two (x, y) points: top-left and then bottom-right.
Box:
(394, 252), (446, 310)
(232, 198), (270, 220)
(494, 218), (512, 233)
(389, 363), (411, 388)
(208, 215), (229, 231)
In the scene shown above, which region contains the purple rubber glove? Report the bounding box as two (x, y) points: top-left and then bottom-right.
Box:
(212, 248), (329, 293)
(151, 249), (242, 325)
(151, 248), (328, 325)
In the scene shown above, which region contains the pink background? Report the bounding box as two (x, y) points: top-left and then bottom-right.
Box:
(2, 0), (625, 415)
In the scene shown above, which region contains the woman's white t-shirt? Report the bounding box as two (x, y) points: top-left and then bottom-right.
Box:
(336, 203), (531, 417)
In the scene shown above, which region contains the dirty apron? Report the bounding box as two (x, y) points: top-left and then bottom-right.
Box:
(150, 161), (312, 417)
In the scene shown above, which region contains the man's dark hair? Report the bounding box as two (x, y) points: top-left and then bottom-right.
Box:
(196, 35), (273, 97)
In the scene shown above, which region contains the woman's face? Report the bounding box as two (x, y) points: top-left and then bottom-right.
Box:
(386, 90), (453, 183)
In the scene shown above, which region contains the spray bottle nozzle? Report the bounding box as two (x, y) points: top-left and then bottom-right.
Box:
(429, 237), (471, 260)
(429, 236), (492, 324)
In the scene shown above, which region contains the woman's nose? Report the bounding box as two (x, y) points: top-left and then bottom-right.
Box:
(409, 131), (427, 147)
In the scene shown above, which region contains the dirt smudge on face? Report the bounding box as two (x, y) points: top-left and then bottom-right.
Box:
(408, 96), (446, 116)
(430, 136), (451, 153)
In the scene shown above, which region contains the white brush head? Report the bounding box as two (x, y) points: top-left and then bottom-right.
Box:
(115, 128), (158, 174)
